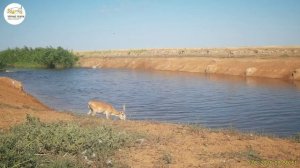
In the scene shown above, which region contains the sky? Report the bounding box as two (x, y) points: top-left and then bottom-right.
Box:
(0, 0), (300, 50)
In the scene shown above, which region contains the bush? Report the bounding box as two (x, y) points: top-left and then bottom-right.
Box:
(0, 46), (78, 69)
(0, 115), (134, 167)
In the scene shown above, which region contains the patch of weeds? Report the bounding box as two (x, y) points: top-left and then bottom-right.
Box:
(131, 49), (147, 55)
(38, 155), (86, 168)
(161, 152), (172, 164)
(187, 123), (206, 134)
(216, 124), (242, 136)
(244, 146), (262, 161)
(251, 130), (279, 139)
(236, 133), (256, 141)
(178, 50), (185, 55)
(290, 132), (300, 143)
(106, 160), (131, 168)
(280, 54), (289, 57)
(0, 115), (136, 167)
(218, 146), (262, 162)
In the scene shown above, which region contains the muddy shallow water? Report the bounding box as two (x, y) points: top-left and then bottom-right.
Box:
(1, 68), (300, 136)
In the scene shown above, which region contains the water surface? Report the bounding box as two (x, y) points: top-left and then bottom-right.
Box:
(1, 68), (300, 136)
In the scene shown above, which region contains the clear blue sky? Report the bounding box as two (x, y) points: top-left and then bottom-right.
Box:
(0, 0), (300, 50)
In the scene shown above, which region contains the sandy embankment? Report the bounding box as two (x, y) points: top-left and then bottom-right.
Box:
(0, 77), (74, 128)
(77, 47), (300, 80)
(0, 77), (300, 167)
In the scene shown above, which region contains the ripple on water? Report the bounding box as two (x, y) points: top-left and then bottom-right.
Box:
(1, 68), (300, 136)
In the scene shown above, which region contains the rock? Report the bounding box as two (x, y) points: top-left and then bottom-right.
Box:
(245, 67), (257, 76)
(0, 77), (23, 91)
(291, 68), (300, 80)
(205, 64), (218, 73)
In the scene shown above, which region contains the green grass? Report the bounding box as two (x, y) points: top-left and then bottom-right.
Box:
(0, 115), (137, 167)
(11, 62), (46, 68)
(244, 146), (262, 161)
(0, 47), (78, 69)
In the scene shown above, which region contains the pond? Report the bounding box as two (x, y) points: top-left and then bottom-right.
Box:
(1, 68), (300, 136)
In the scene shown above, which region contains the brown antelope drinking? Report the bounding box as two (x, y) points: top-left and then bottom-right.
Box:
(88, 100), (126, 120)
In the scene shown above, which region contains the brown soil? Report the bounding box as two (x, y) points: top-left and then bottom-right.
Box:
(1, 77), (299, 167)
(79, 118), (300, 168)
(0, 77), (74, 129)
(76, 47), (300, 80)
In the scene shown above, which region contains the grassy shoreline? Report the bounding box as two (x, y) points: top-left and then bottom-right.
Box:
(1, 114), (299, 167)
(0, 47), (78, 69)
(0, 115), (140, 167)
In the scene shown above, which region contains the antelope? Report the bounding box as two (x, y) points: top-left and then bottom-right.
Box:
(87, 100), (126, 120)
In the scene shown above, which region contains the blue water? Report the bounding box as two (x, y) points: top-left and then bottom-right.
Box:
(1, 68), (300, 136)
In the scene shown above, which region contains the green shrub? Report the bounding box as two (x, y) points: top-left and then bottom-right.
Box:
(0, 115), (134, 167)
(0, 46), (78, 69)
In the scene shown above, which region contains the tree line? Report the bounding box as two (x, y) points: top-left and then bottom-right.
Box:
(0, 47), (78, 69)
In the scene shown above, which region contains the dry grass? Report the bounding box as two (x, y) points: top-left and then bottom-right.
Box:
(76, 47), (300, 58)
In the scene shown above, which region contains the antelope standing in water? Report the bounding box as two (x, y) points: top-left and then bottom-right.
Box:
(88, 100), (126, 120)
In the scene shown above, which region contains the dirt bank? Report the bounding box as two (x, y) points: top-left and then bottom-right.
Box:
(81, 118), (300, 168)
(1, 77), (299, 167)
(77, 47), (300, 80)
(0, 77), (74, 129)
